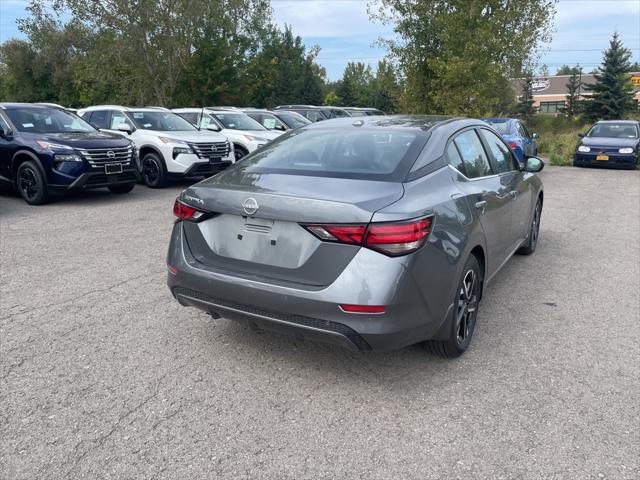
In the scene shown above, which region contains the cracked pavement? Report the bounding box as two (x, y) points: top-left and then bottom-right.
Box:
(1, 167), (639, 479)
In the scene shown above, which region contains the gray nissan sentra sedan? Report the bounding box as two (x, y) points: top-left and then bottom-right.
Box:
(167, 116), (544, 357)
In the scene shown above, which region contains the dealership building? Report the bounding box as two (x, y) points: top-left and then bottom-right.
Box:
(526, 73), (640, 114)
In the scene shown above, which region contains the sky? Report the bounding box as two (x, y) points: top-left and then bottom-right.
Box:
(1, 0), (639, 80)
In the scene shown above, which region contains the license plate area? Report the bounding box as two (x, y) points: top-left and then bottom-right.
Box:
(596, 155), (609, 161)
(105, 163), (123, 174)
(209, 156), (222, 164)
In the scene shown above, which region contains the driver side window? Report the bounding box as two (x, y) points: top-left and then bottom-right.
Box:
(480, 129), (518, 174)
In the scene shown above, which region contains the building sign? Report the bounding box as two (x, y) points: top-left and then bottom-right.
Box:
(531, 78), (550, 92)
(631, 76), (640, 87)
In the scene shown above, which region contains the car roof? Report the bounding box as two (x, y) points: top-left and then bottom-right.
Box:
(595, 120), (639, 124)
(482, 117), (516, 123)
(303, 115), (479, 133)
(79, 105), (164, 112)
(0, 103), (65, 110)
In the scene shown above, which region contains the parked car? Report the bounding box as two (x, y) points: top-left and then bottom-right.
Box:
(574, 120), (639, 169)
(273, 105), (329, 122)
(78, 106), (233, 188)
(482, 118), (538, 164)
(0, 103), (138, 205)
(167, 116), (544, 357)
(343, 107), (386, 117)
(318, 106), (351, 119)
(243, 109), (312, 131)
(173, 108), (282, 161)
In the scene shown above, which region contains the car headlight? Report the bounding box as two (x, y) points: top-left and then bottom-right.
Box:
(158, 136), (189, 146)
(618, 147), (634, 154)
(36, 141), (73, 151)
(54, 154), (83, 162)
(577, 145), (590, 153)
(242, 134), (269, 143)
(172, 146), (192, 159)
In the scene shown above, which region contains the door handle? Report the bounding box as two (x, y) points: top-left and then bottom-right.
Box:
(510, 190), (518, 199)
(474, 200), (487, 213)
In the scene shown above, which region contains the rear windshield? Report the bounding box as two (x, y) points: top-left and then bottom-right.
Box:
(587, 123), (638, 139)
(485, 121), (511, 135)
(276, 111), (311, 129)
(236, 128), (425, 181)
(5, 107), (96, 133)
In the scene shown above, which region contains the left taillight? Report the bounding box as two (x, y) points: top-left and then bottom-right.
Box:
(303, 216), (433, 257)
(507, 142), (518, 150)
(173, 198), (204, 221)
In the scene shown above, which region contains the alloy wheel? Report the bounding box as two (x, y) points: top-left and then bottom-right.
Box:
(19, 167), (39, 202)
(143, 157), (160, 185)
(456, 269), (478, 344)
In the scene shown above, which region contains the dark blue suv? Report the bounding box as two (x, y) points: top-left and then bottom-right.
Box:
(0, 103), (138, 205)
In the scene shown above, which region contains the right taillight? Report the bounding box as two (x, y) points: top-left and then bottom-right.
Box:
(364, 217), (433, 256)
(303, 216), (433, 257)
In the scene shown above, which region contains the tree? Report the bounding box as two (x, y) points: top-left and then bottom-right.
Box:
(556, 64), (581, 76)
(337, 62), (374, 106)
(515, 70), (536, 120)
(370, 60), (401, 113)
(323, 91), (341, 106)
(369, 0), (556, 116)
(583, 32), (636, 120)
(564, 65), (582, 118)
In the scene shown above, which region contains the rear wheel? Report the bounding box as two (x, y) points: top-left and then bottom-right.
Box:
(108, 183), (135, 194)
(424, 255), (482, 358)
(517, 199), (542, 255)
(16, 160), (49, 205)
(141, 153), (167, 188)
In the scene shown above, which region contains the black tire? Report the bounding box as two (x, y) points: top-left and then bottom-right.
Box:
(517, 198), (542, 255)
(108, 183), (135, 194)
(16, 160), (49, 205)
(141, 152), (167, 188)
(423, 255), (483, 358)
(234, 145), (248, 161)
(573, 159), (582, 167)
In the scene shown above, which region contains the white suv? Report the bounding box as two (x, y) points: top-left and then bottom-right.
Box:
(172, 108), (283, 161)
(77, 106), (234, 188)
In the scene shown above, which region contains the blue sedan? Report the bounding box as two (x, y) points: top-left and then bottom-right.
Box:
(483, 118), (538, 164)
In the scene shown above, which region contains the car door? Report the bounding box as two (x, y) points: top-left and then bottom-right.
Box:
(0, 112), (17, 183)
(517, 122), (535, 157)
(479, 128), (531, 250)
(449, 129), (512, 277)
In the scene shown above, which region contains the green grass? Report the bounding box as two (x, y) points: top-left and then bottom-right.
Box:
(528, 116), (587, 166)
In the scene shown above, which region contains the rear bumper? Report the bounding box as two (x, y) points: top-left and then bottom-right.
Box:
(166, 223), (445, 352)
(574, 153), (638, 168)
(50, 167), (139, 191)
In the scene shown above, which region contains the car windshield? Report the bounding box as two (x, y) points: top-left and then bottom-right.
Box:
(213, 113), (266, 131)
(276, 112), (311, 129)
(485, 121), (511, 135)
(237, 128), (421, 181)
(129, 111), (197, 131)
(587, 123), (638, 139)
(5, 107), (96, 134)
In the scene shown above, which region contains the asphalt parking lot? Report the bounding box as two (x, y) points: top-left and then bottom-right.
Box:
(1, 165), (638, 479)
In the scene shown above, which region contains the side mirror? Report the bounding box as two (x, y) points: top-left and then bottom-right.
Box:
(206, 123), (221, 132)
(116, 123), (132, 134)
(525, 156), (545, 173)
(531, 132), (539, 140)
(274, 124), (286, 131)
(578, 133), (585, 138)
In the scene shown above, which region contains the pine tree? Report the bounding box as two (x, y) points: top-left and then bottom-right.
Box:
(564, 65), (582, 118)
(583, 32), (636, 120)
(515, 70), (536, 121)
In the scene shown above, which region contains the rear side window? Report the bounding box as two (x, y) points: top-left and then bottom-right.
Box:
(446, 142), (466, 175)
(453, 130), (493, 178)
(89, 110), (110, 129)
(238, 128), (422, 181)
(479, 129), (517, 173)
